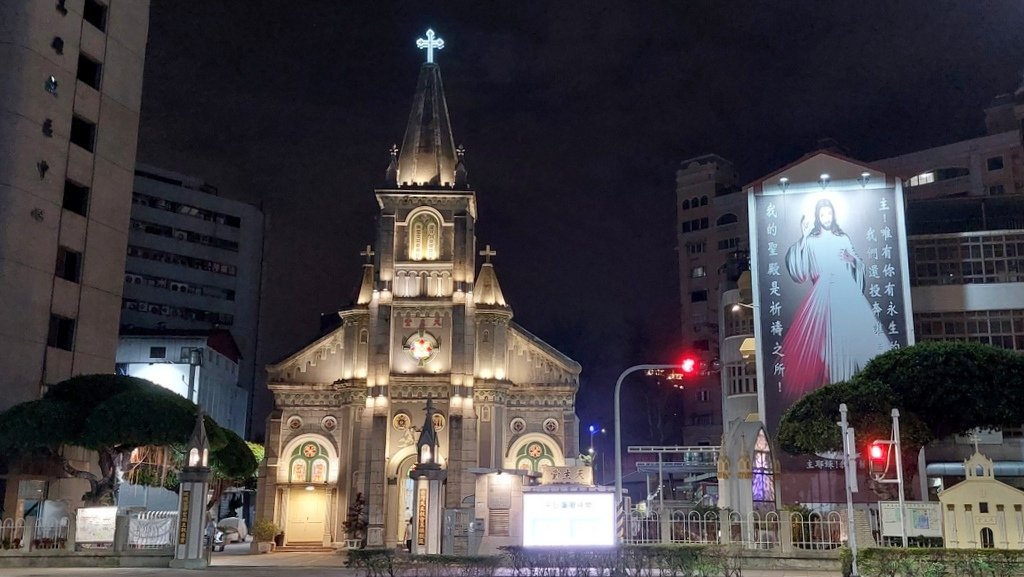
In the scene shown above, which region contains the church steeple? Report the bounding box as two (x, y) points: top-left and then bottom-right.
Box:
(473, 245), (508, 308)
(396, 30), (460, 188)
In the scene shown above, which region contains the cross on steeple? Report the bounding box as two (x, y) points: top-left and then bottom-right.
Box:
(969, 431), (981, 453)
(416, 29), (444, 64)
(360, 245), (375, 264)
(479, 245), (496, 263)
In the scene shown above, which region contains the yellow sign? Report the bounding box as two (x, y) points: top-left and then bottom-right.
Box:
(417, 487), (427, 546)
(178, 489), (191, 545)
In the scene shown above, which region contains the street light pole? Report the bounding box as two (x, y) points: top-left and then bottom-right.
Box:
(838, 403), (860, 577)
(614, 363), (678, 542)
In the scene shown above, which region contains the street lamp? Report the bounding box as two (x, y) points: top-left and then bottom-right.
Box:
(588, 424), (606, 454)
(613, 363), (682, 539)
(730, 302), (755, 312)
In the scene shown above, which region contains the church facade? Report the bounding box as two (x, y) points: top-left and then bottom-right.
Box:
(255, 40), (582, 550)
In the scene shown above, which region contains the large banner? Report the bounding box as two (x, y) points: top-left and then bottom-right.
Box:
(749, 170), (914, 439)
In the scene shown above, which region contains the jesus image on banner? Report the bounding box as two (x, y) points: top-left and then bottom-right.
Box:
(780, 198), (890, 403)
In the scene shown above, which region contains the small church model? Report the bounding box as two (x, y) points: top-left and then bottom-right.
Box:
(255, 30), (582, 552)
(938, 449), (1024, 549)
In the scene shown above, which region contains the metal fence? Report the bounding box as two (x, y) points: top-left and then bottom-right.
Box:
(624, 506), (843, 551)
(128, 510), (178, 550)
(0, 516), (70, 550)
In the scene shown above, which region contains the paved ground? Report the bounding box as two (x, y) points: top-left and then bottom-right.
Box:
(1, 543), (841, 576)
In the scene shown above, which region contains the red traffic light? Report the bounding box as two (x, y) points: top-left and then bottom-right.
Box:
(680, 356), (698, 375)
(869, 443), (885, 461)
(867, 440), (889, 479)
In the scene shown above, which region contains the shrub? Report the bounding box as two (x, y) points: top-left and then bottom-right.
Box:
(251, 518), (279, 542)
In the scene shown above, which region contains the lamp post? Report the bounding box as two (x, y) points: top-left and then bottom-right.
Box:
(186, 347), (203, 404)
(589, 425), (606, 482)
(614, 363), (679, 541)
(838, 404), (860, 577)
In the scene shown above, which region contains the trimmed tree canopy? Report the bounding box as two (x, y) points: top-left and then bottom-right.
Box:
(777, 341), (1024, 456)
(0, 374), (257, 504)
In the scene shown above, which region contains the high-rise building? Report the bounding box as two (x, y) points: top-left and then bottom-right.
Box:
(0, 0), (150, 512)
(674, 155), (744, 444)
(120, 165), (265, 436)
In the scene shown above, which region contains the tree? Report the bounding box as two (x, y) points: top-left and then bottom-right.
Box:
(0, 374), (258, 505)
(777, 342), (1024, 496)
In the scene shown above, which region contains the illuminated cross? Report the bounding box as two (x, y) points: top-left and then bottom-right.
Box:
(479, 245), (496, 263)
(360, 245), (375, 264)
(969, 431), (981, 453)
(416, 29), (444, 64)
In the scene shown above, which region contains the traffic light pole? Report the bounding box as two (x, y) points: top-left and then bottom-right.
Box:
(614, 363), (678, 544)
(892, 409), (908, 548)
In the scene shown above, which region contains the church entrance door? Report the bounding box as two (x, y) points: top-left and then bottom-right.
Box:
(286, 487), (326, 543)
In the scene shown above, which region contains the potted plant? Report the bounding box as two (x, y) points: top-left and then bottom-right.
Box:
(342, 492), (368, 549)
(250, 518), (279, 554)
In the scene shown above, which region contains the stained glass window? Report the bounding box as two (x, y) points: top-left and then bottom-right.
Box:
(752, 430), (775, 504)
(515, 441), (554, 473)
(290, 442), (329, 484)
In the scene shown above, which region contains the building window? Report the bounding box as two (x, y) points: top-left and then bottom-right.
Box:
(408, 212), (441, 261)
(149, 347), (166, 359)
(987, 156), (1004, 171)
(727, 363), (757, 395)
(752, 430), (775, 505)
(47, 315), (75, 351)
(682, 199), (690, 210)
(911, 233), (1024, 286)
(980, 527), (995, 548)
(700, 195), (708, 206)
(913, 309), (1024, 351)
(55, 247), (82, 283)
(716, 213), (738, 226)
(989, 184), (1005, 195)
(83, 0), (106, 31)
(70, 116), (96, 152)
(687, 241), (706, 255)
(690, 290), (708, 303)
(979, 502), (989, 514)
(77, 53), (102, 89)
(698, 390), (710, 402)
(718, 237), (741, 251)
(63, 180), (90, 215)
(691, 266), (706, 278)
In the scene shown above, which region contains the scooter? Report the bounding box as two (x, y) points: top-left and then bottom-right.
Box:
(207, 529), (226, 552)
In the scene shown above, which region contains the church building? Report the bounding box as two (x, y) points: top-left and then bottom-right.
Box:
(255, 32), (582, 551)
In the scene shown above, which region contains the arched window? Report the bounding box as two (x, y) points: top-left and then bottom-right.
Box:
(700, 195), (709, 206)
(752, 430), (775, 505)
(515, 441), (555, 473)
(289, 441), (330, 484)
(691, 197), (699, 208)
(682, 199), (690, 210)
(716, 213), (738, 226)
(980, 527), (994, 548)
(409, 212), (441, 261)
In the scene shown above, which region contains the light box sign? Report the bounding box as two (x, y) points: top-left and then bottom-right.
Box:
(522, 492), (614, 547)
(76, 506), (118, 543)
(748, 163), (914, 440)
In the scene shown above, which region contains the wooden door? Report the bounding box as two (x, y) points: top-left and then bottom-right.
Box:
(286, 488), (326, 543)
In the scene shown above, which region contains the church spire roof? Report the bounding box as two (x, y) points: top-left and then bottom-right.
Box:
(473, 245), (508, 308)
(356, 245), (375, 305)
(396, 31), (460, 188)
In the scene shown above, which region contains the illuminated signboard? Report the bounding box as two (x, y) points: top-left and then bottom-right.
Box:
(522, 492), (614, 547)
(748, 161), (914, 439)
(76, 506), (118, 543)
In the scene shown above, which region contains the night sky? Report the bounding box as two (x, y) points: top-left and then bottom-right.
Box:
(137, 2), (1024, 442)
